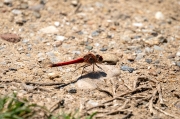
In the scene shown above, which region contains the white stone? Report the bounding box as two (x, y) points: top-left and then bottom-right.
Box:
(72, 50), (81, 54)
(55, 35), (65, 41)
(176, 51), (180, 57)
(133, 23), (143, 27)
(94, 43), (100, 47)
(76, 80), (97, 89)
(12, 9), (22, 15)
(71, 0), (78, 6)
(155, 11), (164, 20)
(48, 72), (59, 79)
(54, 22), (60, 27)
(40, 26), (59, 34)
(86, 100), (99, 107)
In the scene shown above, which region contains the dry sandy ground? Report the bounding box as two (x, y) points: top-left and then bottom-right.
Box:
(0, 0), (180, 118)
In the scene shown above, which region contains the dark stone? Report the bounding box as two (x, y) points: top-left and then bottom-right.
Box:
(120, 65), (135, 73)
(69, 89), (77, 93)
(145, 59), (152, 64)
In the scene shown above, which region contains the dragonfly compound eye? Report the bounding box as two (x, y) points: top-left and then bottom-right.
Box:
(96, 55), (103, 62)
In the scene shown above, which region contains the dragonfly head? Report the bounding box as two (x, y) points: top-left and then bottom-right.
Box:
(96, 54), (103, 63)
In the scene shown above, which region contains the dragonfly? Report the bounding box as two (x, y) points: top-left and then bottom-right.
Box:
(49, 53), (104, 74)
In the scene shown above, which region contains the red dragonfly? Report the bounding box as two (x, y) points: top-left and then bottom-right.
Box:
(49, 53), (103, 74)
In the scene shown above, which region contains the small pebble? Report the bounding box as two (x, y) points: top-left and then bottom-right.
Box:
(91, 31), (99, 37)
(127, 45), (142, 50)
(4, 0), (12, 6)
(85, 45), (93, 50)
(22, 39), (29, 43)
(76, 80), (97, 89)
(0, 3), (3, 7)
(29, 4), (44, 12)
(107, 33), (114, 39)
(135, 53), (145, 60)
(133, 23), (143, 27)
(176, 51), (180, 57)
(0, 46), (5, 50)
(59, 99), (65, 107)
(48, 72), (59, 79)
(133, 35), (141, 39)
(22, 83), (34, 91)
(174, 101), (180, 109)
(114, 21), (119, 26)
(167, 54), (176, 59)
(37, 53), (46, 62)
(102, 54), (119, 65)
(145, 59), (152, 64)
(121, 35), (131, 43)
(94, 43), (100, 47)
(71, 0), (78, 6)
(20, 3), (29, 9)
(135, 49), (142, 53)
(68, 89), (77, 93)
(54, 21), (60, 27)
(176, 62), (180, 67)
(153, 45), (163, 51)
(107, 68), (121, 77)
(33, 11), (41, 18)
(154, 60), (160, 64)
(9, 67), (17, 71)
(127, 55), (136, 61)
(95, 2), (103, 8)
(86, 100), (99, 107)
(100, 47), (107, 51)
(0, 85), (4, 88)
(151, 32), (158, 37)
(155, 11), (164, 20)
(72, 50), (81, 55)
(12, 9), (22, 15)
(0, 33), (21, 43)
(120, 65), (135, 73)
(55, 35), (65, 41)
(40, 26), (59, 34)
(15, 18), (26, 26)
(79, 41), (85, 45)
(53, 41), (62, 47)
(166, 18), (172, 24)
(27, 44), (32, 50)
(77, 31), (83, 35)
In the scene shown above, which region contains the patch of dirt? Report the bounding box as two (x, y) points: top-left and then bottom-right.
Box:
(0, 0), (180, 118)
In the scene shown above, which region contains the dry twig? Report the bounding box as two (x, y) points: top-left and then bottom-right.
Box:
(25, 82), (65, 86)
(154, 106), (178, 119)
(35, 87), (52, 92)
(148, 90), (158, 115)
(157, 83), (164, 105)
(97, 87), (113, 97)
(85, 86), (151, 113)
(0, 79), (21, 83)
(121, 78), (132, 90)
(106, 99), (130, 115)
(49, 99), (65, 113)
(74, 3), (81, 13)
(133, 77), (157, 89)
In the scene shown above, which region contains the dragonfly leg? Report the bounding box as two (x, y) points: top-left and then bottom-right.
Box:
(95, 63), (104, 71)
(81, 64), (91, 76)
(73, 64), (91, 76)
(73, 64), (86, 72)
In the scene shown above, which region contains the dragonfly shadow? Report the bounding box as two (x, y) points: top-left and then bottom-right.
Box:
(78, 71), (107, 80)
(54, 71), (107, 89)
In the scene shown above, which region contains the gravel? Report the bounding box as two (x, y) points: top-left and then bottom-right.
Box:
(0, 0), (180, 118)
